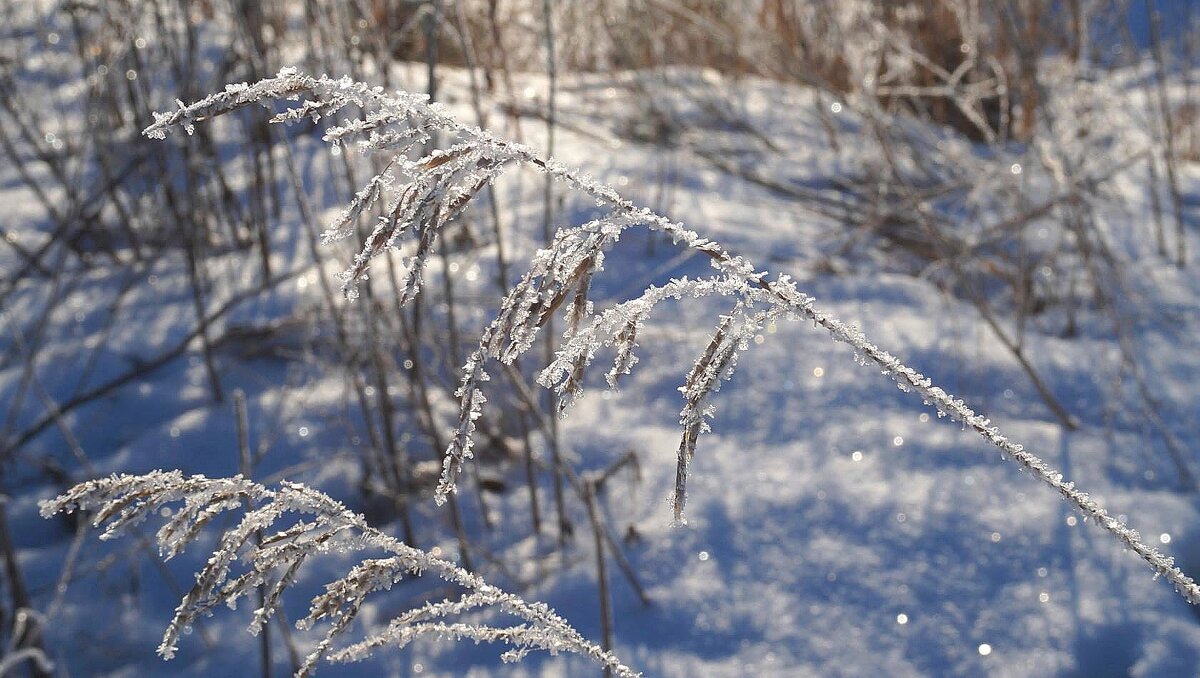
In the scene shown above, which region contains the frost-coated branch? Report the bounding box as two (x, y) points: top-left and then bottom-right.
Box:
(142, 68), (1200, 606)
(40, 472), (639, 678)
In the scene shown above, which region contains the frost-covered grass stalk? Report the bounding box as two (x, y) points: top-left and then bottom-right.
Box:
(40, 472), (638, 678)
(138, 67), (1199, 613)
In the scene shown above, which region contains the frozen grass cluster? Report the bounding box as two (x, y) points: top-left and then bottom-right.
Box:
(42, 67), (1200, 676)
(40, 471), (637, 677)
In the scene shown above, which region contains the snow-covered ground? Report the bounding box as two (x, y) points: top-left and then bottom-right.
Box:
(4, 38), (1200, 678)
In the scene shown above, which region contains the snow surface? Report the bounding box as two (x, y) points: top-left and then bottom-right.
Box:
(4, 49), (1200, 678)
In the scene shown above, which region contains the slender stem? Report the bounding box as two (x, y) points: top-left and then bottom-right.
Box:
(584, 479), (614, 678)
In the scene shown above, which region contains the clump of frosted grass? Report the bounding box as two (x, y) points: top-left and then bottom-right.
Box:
(139, 68), (1200, 609)
(41, 472), (638, 677)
